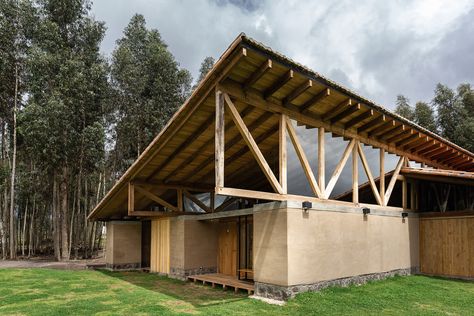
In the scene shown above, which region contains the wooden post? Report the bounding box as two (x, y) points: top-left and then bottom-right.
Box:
(215, 89), (225, 188)
(402, 179), (408, 209)
(352, 140), (359, 204)
(318, 127), (325, 197)
(379, 148), (385, 206)
(279, 114), (288, 194)
(410, 181), (416, 210)
(128, 182), (134, 215)
(177, 189), (183, 212)
(210, 192), (215, 212)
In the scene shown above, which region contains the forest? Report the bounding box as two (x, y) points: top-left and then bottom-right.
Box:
(0, 0), (472, 261)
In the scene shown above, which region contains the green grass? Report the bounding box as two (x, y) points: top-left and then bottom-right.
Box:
(1, 269), (473, 315)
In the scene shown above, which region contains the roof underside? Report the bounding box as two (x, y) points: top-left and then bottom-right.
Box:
(89, 33), (474, 220)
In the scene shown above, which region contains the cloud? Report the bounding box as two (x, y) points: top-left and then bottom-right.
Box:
(90, 0), (461, 195)
(90, 0), (474, 108)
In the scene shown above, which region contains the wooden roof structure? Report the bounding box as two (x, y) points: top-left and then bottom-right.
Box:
(89, 33), (474, 221)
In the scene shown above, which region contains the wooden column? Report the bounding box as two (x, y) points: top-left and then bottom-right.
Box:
(215, 89), (225, 188)
(410, 181), (416, 210)
(177, 189), (183, 212)
(128, 182), (134, 215)
(402, 179), (408, 209)
(379, 148), (385, 206)
(279, 114), (288, 194)
(352, 140), (359, 204)
(318, 127), (325, 197)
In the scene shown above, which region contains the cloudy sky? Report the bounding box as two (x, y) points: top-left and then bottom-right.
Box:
(91, 0), (474, 109)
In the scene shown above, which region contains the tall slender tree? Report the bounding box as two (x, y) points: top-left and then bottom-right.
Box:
(394, 95), (414, 121)
(192, 56), (214, 90)
(110, 14), (192, 175)
(414, 101), (436, 133)
(20, 0), (108, 260)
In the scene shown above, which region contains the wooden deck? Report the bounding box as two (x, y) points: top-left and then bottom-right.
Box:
(187, 273), (254, 294)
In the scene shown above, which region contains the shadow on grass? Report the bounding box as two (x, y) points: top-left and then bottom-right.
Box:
(97, 269), (249, 308)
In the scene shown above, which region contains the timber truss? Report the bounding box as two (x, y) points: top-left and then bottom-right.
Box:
(214, 89), (417, 210)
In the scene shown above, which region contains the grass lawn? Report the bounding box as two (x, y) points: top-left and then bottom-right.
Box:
(0, 269), (473, 315)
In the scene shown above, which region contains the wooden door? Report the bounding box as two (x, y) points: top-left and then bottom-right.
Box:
(218, 222), (237, 276)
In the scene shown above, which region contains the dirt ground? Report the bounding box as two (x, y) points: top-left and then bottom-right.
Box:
(0, 257), (104, 270)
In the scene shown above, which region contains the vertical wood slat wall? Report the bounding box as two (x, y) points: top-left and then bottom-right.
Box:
(150, 219), (170, 274)
(420, 215), (474, 278)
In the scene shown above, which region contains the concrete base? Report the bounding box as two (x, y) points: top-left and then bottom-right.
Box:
(169, 266), (217, 281)
(255, 267), (418, 300)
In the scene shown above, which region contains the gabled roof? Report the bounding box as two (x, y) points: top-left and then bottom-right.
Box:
(89, 33), (474, 220)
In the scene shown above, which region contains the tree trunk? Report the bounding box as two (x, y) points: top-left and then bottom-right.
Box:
(59, 167), (69, 260)
(52, 176), (61, 260)
(9, 64), (18, 259)
(21, 200), (28, 256)
(28, 197), (36, 257)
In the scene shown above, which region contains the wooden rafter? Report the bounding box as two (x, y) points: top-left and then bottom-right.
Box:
(322, 98), (352, 121)
(368, 120), (396, 138)
(300, 88), (330, 113)
(224, 93), (284, 194)
(424, 146), (448, 158)
(264, 69), (294, 99)
(345, 109), (374, 129)
(380, 124), (406, 141)
(162, 105), (253, 183)
(325, 139), (355, 198)
(403, 136), (429, 150)
(358, 142), (383, 205)
(244, 59), (272, 90)
(417, 143), (442, 155)
(357, 115), (386, 133)
(284, 79), (312, 106)
(286, 117), (322, 198)
(396, 133), (421, 147)
(384, 156), (405, 206)
(386, 129), (412, 144)
(330, 103), (361, 124)
(146, 113), (214, 181)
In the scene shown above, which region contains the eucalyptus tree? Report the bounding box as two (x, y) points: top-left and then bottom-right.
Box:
(394, 95), (414, 121)
(414, 102), (436, 133)
(0, 0), (35, 259)
(19, 0), (109, 260)
(192, 56), (214, 90)
(110, 14), (192, 175)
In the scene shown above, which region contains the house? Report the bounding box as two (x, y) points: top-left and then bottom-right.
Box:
(88, 33), (474, 300)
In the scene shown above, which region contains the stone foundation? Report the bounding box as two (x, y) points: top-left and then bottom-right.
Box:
(169, 266), (217, 280)
(255, 267), (418, 300)
(105, 262), (141, 271)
